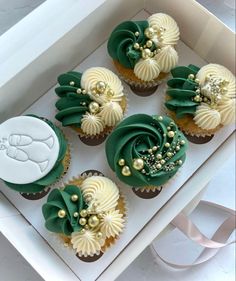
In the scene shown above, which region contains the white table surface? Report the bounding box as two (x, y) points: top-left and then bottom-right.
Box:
(0, 1), (235, 281)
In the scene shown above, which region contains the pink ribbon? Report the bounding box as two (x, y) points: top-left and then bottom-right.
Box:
(151, 200), (236, 268)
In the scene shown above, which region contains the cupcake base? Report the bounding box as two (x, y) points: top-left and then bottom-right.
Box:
(76, 252), (104, 262)
(184, 133), (214, 144)
(132, 186), (162, 199)
(78, 134), (108, 146)
(20, 187), (51, 200)
(130, 84), (158, 96)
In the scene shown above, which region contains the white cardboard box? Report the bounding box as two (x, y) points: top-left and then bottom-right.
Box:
(0, 1), (235, 281)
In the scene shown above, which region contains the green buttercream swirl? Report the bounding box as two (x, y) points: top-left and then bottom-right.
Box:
(55, 71), (92, 128)
(5, 115), (68, 193)
(106, 114), (188, 187)
(42, 185), (87, 236)
(107, 20), (150, 68)
(165, 65), (201, 118)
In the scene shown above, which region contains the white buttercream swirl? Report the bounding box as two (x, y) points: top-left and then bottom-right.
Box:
(100, 210), (125, 238)
(80, 176), (119, 213)
(134, 58), (160, 81)
(194, 103), (221, 130)
(196, 64), (236, 99)
(217, 98), (236, 125)
(81, 113), (104, 135)
(99, 101), (123, 126)
(71, 229), (105, 256)
(154, 45), (178, 73)
(148, 13), (180, 46)
(81, 67), (124, 104)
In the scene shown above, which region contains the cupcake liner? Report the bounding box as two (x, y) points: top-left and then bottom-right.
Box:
(132, 186), (162, 199)
(60, 171), (127, 262)
(162, 91), (220, 144)
(20, 187), (51, 200)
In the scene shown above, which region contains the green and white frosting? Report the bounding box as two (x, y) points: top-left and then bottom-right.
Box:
(106, 114), (187, 187)
(55, 67), (125, 136)
(107, 13), (180, 81)
(42, 176), (125, 257)
(165, 64), (236, 130)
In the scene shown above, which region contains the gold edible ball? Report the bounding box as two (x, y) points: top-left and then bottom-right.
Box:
(88, 215), (100, 228)
(145, 27), (155, 39)
(134, 42), (140, 49)
(146, 40), (153, 48)
(167, 131), (175, 138)
(167, 152), (173, 157)
(73, 212), (79, 218)
(118, 158), (125, 166)
(158, 116), (163, 121)
(96, 232), (103, 240)
(89, 102), (100, 114)
(176, 145), (180, 151)
(180, 140), (186, 145)
(132, 158), (144, 171)
(58, 210), (66, 218)
(122, 166), (131, 176)
(107, 89), (114, 97)
(165, 142), (170, 148)
(96, 81), (106, 93)
(80, 229), (86, 235)
(178, 160), (183, 165)
(188, 74), (195, 80)
(195, 78), (200, 83)
(156, 154), (162, 160)
(152, 146), (158, 151)
(71, 194), (79, 202)
(134, 31), (140, 37)
(77, 88), (82, 94)
(80, 209), (88, 217)
(69, 81), (75, 86)
(156, 163), (162, 169)
(142, 48), (151, 59)
(79, 218), (87, 226)
(160, 159), (165, 165)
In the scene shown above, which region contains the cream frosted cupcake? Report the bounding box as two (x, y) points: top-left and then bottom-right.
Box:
(107, 13), (180, 96)
(42, 175), (126, 262)
(165, 64), (236, 143)
(55, 67), (127, 146)
(0, 115), (70, 200)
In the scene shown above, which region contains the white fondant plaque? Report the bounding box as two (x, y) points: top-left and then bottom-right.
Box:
(0, 116), (60, 184)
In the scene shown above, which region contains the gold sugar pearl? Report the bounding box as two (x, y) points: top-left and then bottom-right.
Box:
(88, 215), (100, 228)
(167, 131), (175, 138)
(73, 212), (79, 218)
(80, 209), (87, 217)
(69, 81), (75, 86)
(71, 194), (79, 202)
(58, 210), (66, 218)
(146, 40), (153, 48)
(132, 158), (144, 171)
(156, 154), (162, 160)
(122, 166), (131, 176)
(118, 159), (125, 166)
(77, 88), (82, 94)
(79, 218), (87, 226)
(96, 232), (103, 240)
(142, 48), (152, 59)
(96, 81), (106, 93)
(89, 102), (100, 114)
(134, 31), (140, 37)
(188, 74), (195, 80)
(134, 43), (140, 49)
(165, 142), (170, 148)
(144, 27), (155, 39)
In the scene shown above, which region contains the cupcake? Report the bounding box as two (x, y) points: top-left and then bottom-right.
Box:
(107, 13), (180, 96)
(165, 64), (236, 143)
(42, 175), (125, 262)
(105, 114), (187, 199)
(0, 115), (70, 200)
(55, 67), (127, 146)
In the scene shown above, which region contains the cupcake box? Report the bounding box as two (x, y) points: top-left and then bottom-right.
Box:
(0, 1), (235, 281)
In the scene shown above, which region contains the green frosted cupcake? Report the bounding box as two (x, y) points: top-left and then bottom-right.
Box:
(55, 67), (127, 146)
(107, 13), (180, 96)
(0, 115), (70, 200)
(105, 114), (188, 199)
